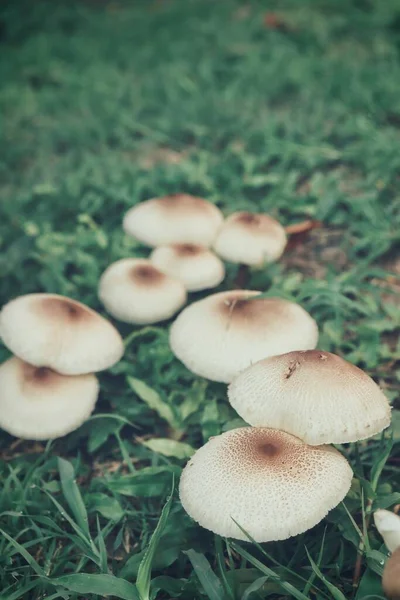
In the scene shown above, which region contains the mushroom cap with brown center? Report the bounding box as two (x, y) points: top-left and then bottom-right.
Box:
(228, 350), (391, 445)
(0, 357), (99, 440)
(213, 211), (287, 265)
(169, 290), (318, 383)
(99, 258), (187, 324)
(179, 427), (353, 542)
(123, 194), (224, 247)
(150, 243), (225, 291)
(0, 294), (124, 375)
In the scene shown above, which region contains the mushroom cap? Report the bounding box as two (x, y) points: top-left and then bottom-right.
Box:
(374, 510), (400, 553)
(0, 357), (99, 440)
(169, 290), (318, 383)
(179, 427), (353, 542)
(213, 211), (287, 265)
(228, 350), (391, 445)
(0, 294), (124, 375)
(150, 243), (225, 292)
(99, 258), (187, 325)
(123, 194), (224, 247)
(383, 548), (400, 600)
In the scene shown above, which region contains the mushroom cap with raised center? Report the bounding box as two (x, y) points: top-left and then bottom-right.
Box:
(179, 427), (353, 542)
(169, 290), (318, 383)
(123, 194), (224, 247)
(0, 357), (99, 440)
(374, 510), (400, 554)
(213, 211), (287, 265)
(228, 350), (391, 445)
(0, 294), (124, 375)
(150, 243), (225, 291)
(99, 258), (187, 324)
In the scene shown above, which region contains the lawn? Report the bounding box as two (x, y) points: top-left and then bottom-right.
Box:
(0, 0), (400, 598)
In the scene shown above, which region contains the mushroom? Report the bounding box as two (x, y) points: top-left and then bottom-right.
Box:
(0, 357), (99, 440)
(213, 211), (287, 287)
(374, 510), (400, 600)
(123, 194), (223, 247)
(0, 294), (124, 375)
(150, 243), (225, 292)
(228, 350), (391, 445)
(179, 427), (353, 542)
(99, 258), (187, 324)
(169, 290), (318, 383)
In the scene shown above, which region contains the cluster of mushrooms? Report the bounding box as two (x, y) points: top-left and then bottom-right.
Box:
(0, 294), (123, 439)
(0, 192), (397, 594)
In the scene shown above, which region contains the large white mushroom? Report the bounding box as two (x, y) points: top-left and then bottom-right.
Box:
(123, 194), (223, 247)
(99, 258), (187, 324)
(0, 294), (124, 375)
(169, 290), (318, 383)
(180, 427), (353, 542)
(228, 350), (391, 445)
(0, 357), (99, 440)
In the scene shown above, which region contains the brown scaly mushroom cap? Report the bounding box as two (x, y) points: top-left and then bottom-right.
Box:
(383, 548), (400, 600)
(228, 350), (391, 445)
(0, 294), (124, 375)
(99, 258), (187, 324)
(179, 427), (353, 542)
(123, 194), (224, 247)
(0, 357), (99, 440)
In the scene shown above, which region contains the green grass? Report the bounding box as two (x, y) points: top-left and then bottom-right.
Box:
(0, 0), (400, 598)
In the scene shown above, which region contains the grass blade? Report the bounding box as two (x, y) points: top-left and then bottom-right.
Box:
(51, 573), (139, 599)
(57, 457), (90, 537)
(136, 479), (174, 600)
(184, 549), (226, 600)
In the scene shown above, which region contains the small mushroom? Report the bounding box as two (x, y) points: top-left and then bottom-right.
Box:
(169, 290), (318, 383)
(0, 294), (124, 375)
(99, 258), (187, 324)
(179, 427), (353, 542)
(228, 350), (391, 445)
(213, 211), (287, 287)
(0, 357), (99, 440)
(150, 243), (225, 292)
(374, 510), (400, 600)
(123, 194), (223, 247)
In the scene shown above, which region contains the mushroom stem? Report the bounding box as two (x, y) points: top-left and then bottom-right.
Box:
(234, 264), (249, 289)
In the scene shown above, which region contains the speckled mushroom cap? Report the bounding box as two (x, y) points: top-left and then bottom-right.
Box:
(179, 427), (353, 542)
(228, 350), (391, 445)
(99, 258), (187, 325)
(0, 294), (124, 375)
(382, 548), (400, 600)
(374, 510), (400, 553)
(213, 211), (287, 265)
(123, 194), (224, 247)
(0, 357), (99, 440)
(169, 290), (318, 383)
(150, 243), (225, 292)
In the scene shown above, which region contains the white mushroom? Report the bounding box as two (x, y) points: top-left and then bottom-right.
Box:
(123, 194), (223, 247)
(180, 427), (353, 542)
(150, 244), (225, 292)
(99, 258), (187, 324)
(169, 290), (318, 383)
(0, 357), (99, 440)
(0, 294), (124, 375)
(213, 211), (287, 266)
(228, 350), (391, 445)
